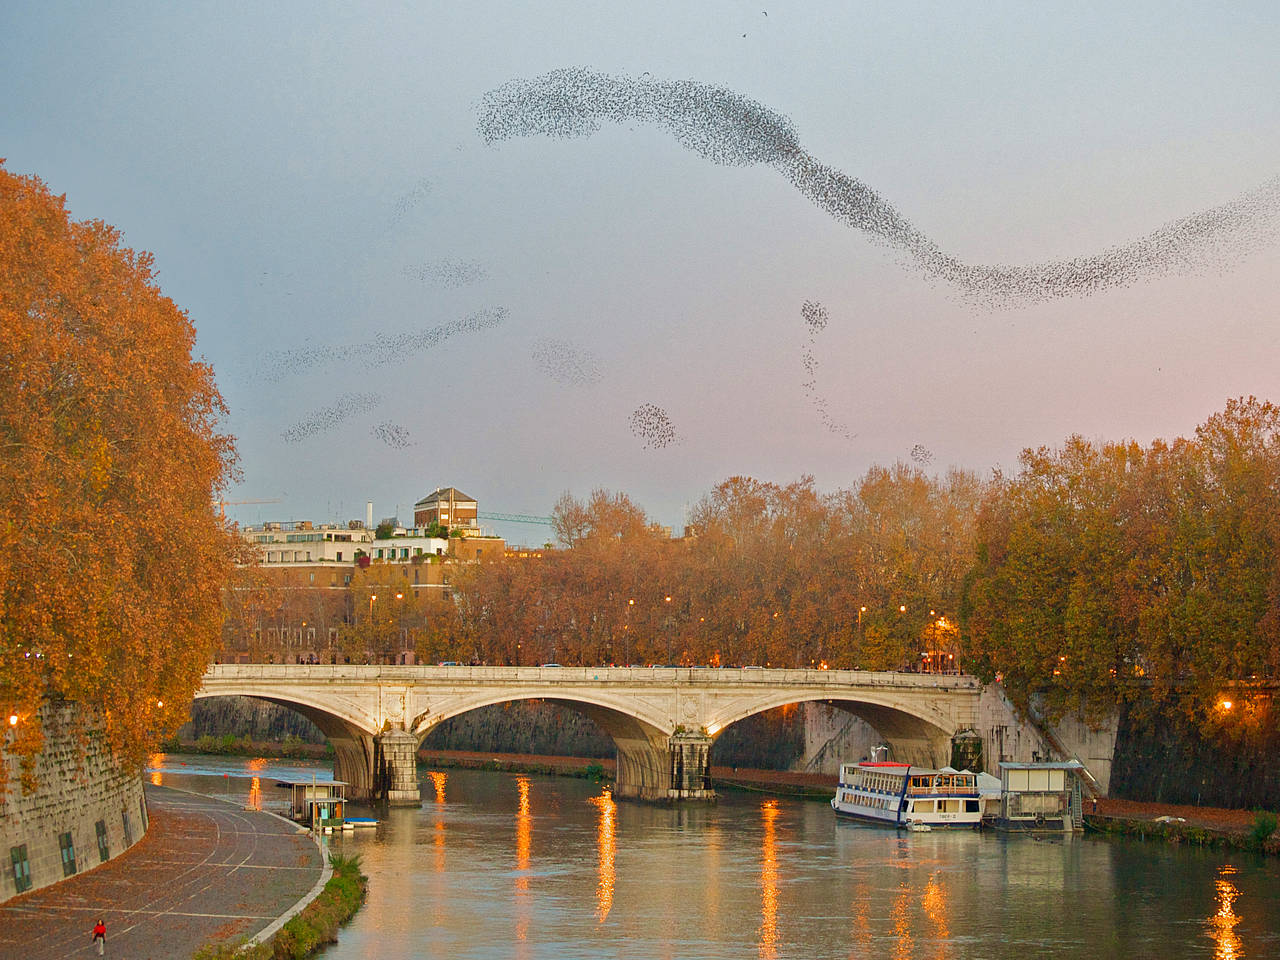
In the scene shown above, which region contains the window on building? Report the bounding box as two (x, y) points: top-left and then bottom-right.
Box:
(10, 845), (31, 894)
(336, 551), (343, 562)
(58, 832), (76, 877)
(267, 552), (277, 562)
(476, 548), (483, 558)
(436, 547), (443, 556)
(328, 627), (339, 644)
(309, 572), (314, 583)
(400, 548), (409, 559)
(344, 574), (352, 585)
(414, 570), (419, 584)
(96, 820), (109, 863)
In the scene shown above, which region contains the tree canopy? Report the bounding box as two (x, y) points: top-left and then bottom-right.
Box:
(0, 163), (238, 792)
(962, 397), (1280, 726)
(451, 470), (984, 669)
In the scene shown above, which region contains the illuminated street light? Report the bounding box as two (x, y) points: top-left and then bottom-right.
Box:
(8, 715), (17, 726)
(1220, 699), (1234, 711)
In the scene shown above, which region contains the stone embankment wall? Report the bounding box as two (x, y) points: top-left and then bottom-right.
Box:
(0, 701), (147, 902)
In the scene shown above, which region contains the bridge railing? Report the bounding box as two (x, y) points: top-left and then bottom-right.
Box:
(203, 663), (980, 689)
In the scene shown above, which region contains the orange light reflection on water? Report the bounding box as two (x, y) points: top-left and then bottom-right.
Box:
(1210, 865), (1243, 960)
(849, 880), (872, 957)
(588, 788), (616, 923)
(892, 882), (913, 960)
(247, 776), (261, 810)
(429, 771), (447, 805)
(515, 777), (532, 952)
(759, 800), (779, 960)
(922, 872), (949, 960)
(148, 753), (164, 787)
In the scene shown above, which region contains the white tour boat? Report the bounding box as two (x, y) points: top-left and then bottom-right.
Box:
(830, 761), (985, 829)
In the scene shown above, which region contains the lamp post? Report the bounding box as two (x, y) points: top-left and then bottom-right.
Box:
(627, 599), (634, 665)
(664, 595), (673, 664)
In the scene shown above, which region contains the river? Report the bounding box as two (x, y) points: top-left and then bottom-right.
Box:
(146, 754), (1280, 959)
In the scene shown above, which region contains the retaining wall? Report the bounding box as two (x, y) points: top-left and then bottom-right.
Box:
(0, 700), (146, 902)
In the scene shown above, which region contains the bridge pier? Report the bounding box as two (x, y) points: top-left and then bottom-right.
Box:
(374, 729), (422, 807)
(612, 731), (714, 803)
(666, 732), (714, 802)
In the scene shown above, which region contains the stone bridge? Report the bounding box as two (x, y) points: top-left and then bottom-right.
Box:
(195, 664), (985, 805)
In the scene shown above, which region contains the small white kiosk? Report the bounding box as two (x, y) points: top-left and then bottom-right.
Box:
(990, 761), (1085, 833)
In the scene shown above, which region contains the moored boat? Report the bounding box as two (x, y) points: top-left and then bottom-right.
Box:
(830, 761), (984, 828)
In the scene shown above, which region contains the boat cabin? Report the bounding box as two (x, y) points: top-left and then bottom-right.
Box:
(279, 779), (348, 827)
(991, 761), (1084, 832)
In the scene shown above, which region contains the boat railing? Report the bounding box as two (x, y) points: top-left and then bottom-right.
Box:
(905, 783), (977, 796)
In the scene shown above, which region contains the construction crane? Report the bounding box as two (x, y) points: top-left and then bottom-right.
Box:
(213, 498), (282, 522)
(477, 512), (554, 526)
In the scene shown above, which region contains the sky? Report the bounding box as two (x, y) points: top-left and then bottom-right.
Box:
(4, 2), (1279, 542)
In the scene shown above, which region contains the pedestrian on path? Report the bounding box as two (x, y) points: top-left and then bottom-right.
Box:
(92, 918), (105, 955)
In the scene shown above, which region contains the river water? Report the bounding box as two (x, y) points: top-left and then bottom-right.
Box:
(146, 754), (1280, 959)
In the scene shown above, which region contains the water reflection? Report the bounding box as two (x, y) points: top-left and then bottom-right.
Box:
(892, 881), (913, 960)
(515, 776), (532, 952)
(143, 758), (1280, 960)
(850, 880), (872, 955)
(759, 800), (779, 959)
(588, 788), (616, 922)
(1209, 864), (1242, 960)
(429, 770), (447, 805)
(246, 775), (261, 810)
(149, 752), (164, 786)
(922, 872), (949, 960)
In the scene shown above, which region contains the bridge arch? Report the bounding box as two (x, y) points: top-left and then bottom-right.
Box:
(412, 691), (675, 801)
(191, 689), (381, 799)
(704, 691), (959, 768)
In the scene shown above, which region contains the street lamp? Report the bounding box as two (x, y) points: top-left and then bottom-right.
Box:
(664, 595), (673, 663)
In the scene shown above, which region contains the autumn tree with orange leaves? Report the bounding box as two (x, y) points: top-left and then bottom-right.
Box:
(0, 163), (238, 793)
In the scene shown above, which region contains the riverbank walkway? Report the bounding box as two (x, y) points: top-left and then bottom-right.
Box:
(0, 784), (323, 959)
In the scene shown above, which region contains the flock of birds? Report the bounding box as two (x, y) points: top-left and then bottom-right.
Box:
(799, 299), (856, 442)
(281, 393), (382, 444)
(531, 337), (604, 386)
(403, 258), (489, 288)
(272, 67), (1276, 455)
(628, 403), (679, 449)
(479, 68), (1280, 308)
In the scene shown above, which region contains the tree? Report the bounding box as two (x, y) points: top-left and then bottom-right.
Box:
(963, 400), (1280, 728)
(0, 163), (238, 793)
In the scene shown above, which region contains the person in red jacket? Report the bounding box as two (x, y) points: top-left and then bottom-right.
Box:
(92, 919), (106, 954)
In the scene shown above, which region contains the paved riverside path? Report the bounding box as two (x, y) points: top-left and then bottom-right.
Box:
(0, 785), (323, 959)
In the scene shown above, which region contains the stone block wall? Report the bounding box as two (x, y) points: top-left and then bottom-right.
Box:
(0, 700), (146, 903)
(975, 686), (1118, 794)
